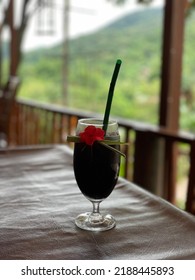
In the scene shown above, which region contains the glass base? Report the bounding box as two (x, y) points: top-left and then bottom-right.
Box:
(75, 212), (116, 231)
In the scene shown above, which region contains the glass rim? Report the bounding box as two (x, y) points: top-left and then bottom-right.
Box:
(78, 118), (117, 127)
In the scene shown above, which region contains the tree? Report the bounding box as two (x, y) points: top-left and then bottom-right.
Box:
(0, 0), (37, 86)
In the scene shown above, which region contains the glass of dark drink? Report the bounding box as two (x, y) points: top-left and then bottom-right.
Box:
(73, 118), (120, 231)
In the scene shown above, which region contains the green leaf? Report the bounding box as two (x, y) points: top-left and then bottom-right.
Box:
(99, 140), (129, 146)
(67, 136), (80, 143)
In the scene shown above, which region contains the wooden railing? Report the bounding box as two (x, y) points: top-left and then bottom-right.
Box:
(9, 98), (195, 215)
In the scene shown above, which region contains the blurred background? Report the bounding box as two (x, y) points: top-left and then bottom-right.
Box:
(2, 0), (195, 130)
(1, 0), (195, 213)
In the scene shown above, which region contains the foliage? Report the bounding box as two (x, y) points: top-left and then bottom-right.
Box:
(16, 7), (195, 132)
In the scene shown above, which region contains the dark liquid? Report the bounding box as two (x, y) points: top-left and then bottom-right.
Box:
(73, 142), (120, 200)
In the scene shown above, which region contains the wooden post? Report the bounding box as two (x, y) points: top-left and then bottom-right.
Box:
(159, 0), (187, 129)
(186, 141), (195, 214)
(158, 0), (187, 202)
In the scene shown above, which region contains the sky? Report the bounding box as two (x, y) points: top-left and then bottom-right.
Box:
(1, 0), (164, 51)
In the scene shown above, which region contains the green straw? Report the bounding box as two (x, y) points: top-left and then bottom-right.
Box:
(103, 59), (122, 132)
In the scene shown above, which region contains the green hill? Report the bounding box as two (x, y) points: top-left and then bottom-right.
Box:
(18, 7), (195, 131)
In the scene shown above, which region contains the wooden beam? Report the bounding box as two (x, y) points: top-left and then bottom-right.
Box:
(159, 0), (187, 130)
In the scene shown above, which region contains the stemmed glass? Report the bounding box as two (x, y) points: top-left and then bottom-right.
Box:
(73, 118), (121, 231)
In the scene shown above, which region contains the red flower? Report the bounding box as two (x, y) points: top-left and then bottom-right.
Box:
(79, 125), (105, 145)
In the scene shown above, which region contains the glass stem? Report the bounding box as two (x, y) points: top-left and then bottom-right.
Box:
(89, 201), (103, 223)
(93, 201), (100, 214)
